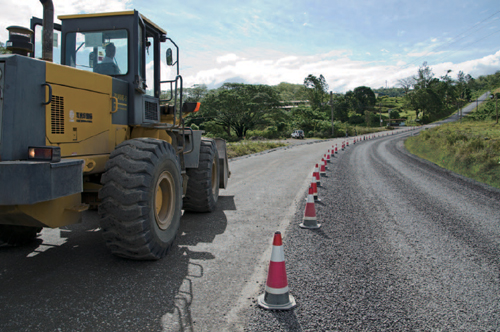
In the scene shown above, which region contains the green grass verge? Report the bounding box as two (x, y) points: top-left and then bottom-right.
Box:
(226, 140), (287, 158)
(404, 121), (500, 189)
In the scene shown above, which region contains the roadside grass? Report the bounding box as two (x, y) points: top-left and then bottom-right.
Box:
(405, 120), (500, 189)
(226, 140), (288, 158)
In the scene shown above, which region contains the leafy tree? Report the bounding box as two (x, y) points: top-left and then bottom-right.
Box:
(199, 83), (281, 138)
(274, 82), (308, 101)
(0, 42), (10, 54)
(408, 88), (442, 119)
(389, 109), (400, 119)
(303, 74), (329, 110)
(350, 86), (376, 114)
(184, 84), (208, 102)
(373, 87), (406, 97)
(413, 62), (435, 89)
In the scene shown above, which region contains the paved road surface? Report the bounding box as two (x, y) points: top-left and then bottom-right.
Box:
(0, 136), (350, 331)
(246, 131), (500, 331)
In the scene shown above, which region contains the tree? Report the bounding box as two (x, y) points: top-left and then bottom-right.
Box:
(397, 77), (415, 95)
(303, 74), (329, 110)
(413, 62), (435, 89)
(0, 42), (10, 54)
(351, 86), (376, 114)
(184, 84), (208, 102)
(199, 83), (281, 138)
(408, 88), (442, 120)
(274, 82), (308, 101)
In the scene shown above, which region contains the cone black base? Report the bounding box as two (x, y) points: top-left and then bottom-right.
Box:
(257, 293), (296, 310)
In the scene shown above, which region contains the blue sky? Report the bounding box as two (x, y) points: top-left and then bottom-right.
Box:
(1, 0), (499, 91)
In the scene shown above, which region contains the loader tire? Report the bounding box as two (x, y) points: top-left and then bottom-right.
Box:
(0, 225), (42, 246)
(183, 138), (220, 212)
(98, 138), (182, 260)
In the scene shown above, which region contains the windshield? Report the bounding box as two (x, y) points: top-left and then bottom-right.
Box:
(65, 29), (128, 76)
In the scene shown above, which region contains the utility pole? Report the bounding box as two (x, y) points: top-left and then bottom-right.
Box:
(379, 103), (382, 127)
(460, 100), (462, 123)
(330, 91), (335, 137)
(495, 93), (498, 124)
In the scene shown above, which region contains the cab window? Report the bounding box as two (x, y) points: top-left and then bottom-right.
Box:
(65, 29), (128, 76)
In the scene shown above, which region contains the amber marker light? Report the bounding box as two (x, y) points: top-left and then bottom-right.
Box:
(28, 146), (61, 162)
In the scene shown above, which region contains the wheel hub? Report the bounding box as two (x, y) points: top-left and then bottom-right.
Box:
(154, 171), (175, 230)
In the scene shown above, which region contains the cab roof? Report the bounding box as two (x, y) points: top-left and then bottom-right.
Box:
(58, 10), (167, 35)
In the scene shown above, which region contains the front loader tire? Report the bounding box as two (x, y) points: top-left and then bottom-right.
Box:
(183, 139), (220, 212)
(0, 225), (42, 246)
(98, 138), (182, 260)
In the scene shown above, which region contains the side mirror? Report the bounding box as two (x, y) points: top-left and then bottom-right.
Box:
(166, 48), (173, 66)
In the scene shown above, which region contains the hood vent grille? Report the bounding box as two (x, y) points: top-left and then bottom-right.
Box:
(51, 95), (64, 134)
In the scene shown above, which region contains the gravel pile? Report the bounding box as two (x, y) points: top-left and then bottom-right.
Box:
(244, 136), (500, 331)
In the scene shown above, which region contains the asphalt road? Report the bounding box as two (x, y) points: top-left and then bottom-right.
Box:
(434, 91), (491, 125)
(0, 136), (349, 331)
(246, 130), (500, 331)
(2, 123), (498, 331)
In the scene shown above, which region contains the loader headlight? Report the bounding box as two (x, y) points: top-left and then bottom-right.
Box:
(28, 146), (61, 162)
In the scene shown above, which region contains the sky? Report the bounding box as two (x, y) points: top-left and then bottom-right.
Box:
(1, 0), (499, 92)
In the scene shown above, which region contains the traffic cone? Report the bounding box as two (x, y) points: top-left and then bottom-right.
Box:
(320, 159), (326, 176)
(322, 156), (328, 170)
(342, 141), (345, 150)
(346, 140), (349, 147)
(353, 138), (356, 144)
(313, 164), (321, 186)
(311, 175), (320, 201)
(330, 148), (334, 157)
(326, 151), (331, 163)
(300, 186), (320, 229)
(335, 144), (338, 154)
(257, 231), (297, 310)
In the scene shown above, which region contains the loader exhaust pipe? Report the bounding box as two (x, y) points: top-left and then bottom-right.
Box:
(39, 0), (54, 62)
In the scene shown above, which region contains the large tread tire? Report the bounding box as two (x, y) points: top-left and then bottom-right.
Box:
(0, 225), (42, 246)
(98, 138), (182, 260)
(183, 139), (220, 212)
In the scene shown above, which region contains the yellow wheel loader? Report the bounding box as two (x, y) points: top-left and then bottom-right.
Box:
(0, 0), (229, 260)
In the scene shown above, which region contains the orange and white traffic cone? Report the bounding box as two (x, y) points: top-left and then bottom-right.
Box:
(313, 163), (321, 186)
(330, 147), (335, 157)
(326, 151), (331, 163)
(335, 144), (338, 154)
(257, 231), (297, 310)
(311, 175), (320, 201)
(320, 159), (326, 176)
(322, 156), (328, 170)
(300, 186), (321, 229)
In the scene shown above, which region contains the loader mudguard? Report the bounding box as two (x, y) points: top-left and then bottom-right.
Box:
(215, 138), (230, 189)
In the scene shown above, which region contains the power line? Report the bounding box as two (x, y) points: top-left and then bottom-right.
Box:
(402, 9), (500, 69)
(432, 27), (500, 64)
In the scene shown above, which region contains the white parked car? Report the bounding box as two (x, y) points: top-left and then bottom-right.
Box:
(291, 130), (305, 139)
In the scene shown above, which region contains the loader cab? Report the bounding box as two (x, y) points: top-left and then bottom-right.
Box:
(57, 11), (177, 125)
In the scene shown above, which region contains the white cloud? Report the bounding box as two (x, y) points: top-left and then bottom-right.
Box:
(430, 50), (500, 79)
(184, 49), (500, 92)
(216, 53), (245, 64)
(0, 0), (131, 42)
